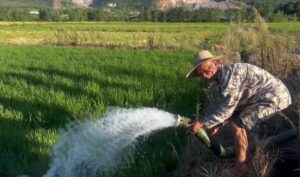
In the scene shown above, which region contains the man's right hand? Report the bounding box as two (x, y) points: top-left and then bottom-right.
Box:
(186, 122), (203, 134)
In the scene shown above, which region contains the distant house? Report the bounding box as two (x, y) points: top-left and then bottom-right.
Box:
(29, 10), (40, 15)
(107, 3), (117, 8)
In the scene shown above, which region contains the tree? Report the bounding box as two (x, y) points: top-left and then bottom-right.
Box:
(39, 9), (50, 21)
(254, 0), (275, 21)
(272, 11), (288, 22)
(11, 9), (33, 21)
(65, 8), (88, 21)
(87, 9), (98, 21)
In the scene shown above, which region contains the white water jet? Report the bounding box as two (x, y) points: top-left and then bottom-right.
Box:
(43, 107), (177, 177)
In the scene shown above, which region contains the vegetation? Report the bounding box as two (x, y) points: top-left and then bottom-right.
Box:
(175, 10), (300, 177)
(0, 0), (73, 8)
(0, 0), (51, 8)
(218, 9), (298, 79)
(0, 22), (299, 50)
(0, 45), (202, 176)
(0, 4), (300, 22)
(0, 0), (299, 23)
(0, 5), (299, 176)
(0, 22), (228, 50)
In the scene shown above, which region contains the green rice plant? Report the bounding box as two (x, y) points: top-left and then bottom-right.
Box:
(0, 22), (224, 49)
(0, 22), (298, 50)
(105, 127), (187, 177)
(147, 32), (155, 49)
(0, 45), (202, 176)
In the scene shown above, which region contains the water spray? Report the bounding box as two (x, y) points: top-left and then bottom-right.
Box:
(44, 108), (178, 177)
(43, 108), (297, 177)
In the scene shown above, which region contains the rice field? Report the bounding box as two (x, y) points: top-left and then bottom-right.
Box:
(0, 21), (299, 177)
(0, 45), (202, 176)
(0, 22), (228, 50)
(0, 22), (299, 49)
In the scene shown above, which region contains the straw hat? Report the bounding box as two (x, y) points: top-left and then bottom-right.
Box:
(186, 50), (223, 79)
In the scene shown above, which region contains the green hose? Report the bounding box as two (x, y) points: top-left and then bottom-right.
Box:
(176, 115), (298, 158)
(196, 127), (235, 157)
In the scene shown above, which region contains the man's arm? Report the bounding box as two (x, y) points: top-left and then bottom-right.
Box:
(188, 82), (243, 134)
(203, 66), (245, 129)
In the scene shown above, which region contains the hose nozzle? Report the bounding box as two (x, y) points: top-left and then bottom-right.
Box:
(176, 115), (191, 127)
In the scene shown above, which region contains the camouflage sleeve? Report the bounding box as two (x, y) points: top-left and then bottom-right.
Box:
(203, 66), (245, 129)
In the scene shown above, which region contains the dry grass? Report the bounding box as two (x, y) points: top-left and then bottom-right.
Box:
(199, 164), (225, 177)
(215, 9), (298, 79)
(252, 139), (279, 177)
(186, 138), (279, 177)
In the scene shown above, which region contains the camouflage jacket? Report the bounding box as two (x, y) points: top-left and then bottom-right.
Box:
(203, 63), (291, 129)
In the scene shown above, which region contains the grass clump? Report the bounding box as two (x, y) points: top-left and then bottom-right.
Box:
(216, 9), (298, 79)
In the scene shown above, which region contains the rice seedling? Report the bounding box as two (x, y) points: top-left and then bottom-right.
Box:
(0, 45), (202, 176)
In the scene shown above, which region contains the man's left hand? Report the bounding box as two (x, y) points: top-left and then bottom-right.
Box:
(186, 121), (203, 134)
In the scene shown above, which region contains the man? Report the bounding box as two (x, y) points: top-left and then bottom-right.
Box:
(186, 50), (291, 175)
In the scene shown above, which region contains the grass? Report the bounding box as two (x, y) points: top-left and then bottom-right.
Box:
(0, 45), (202, 176)
(0, 22), (299, 32)
(107, 127), (188, 177)
(0, 22), (298, 50)
(0, 22), (229, 32)
(268, 22), (300, 33)
(0, 22), (228, 50)
(0, 20), (299, 177)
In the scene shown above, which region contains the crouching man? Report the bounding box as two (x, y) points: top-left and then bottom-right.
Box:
(186, 50), (291, 176)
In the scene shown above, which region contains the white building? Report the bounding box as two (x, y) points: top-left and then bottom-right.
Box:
(107, 3), (117, 8)
(30, 10), (39, 15)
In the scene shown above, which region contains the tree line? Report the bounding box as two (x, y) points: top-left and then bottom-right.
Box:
(0, 1), (299, 22)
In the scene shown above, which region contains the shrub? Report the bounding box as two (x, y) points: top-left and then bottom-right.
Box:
(215, 8), (297, 79)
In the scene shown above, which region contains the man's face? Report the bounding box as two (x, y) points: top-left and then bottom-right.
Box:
(196, 60), (218, 81)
